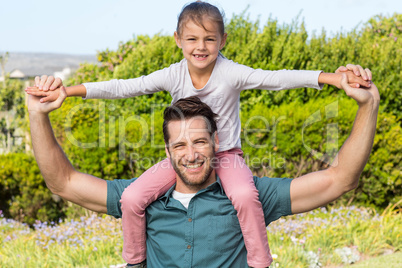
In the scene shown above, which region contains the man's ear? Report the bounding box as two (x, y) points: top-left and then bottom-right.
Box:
(165, 146), (171, 159)
(213, 132), (219, 152)
(174, 31), (182, 49)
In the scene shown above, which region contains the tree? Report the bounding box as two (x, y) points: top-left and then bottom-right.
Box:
(0, 52), (9, 87)
(0, 52), (25, 154)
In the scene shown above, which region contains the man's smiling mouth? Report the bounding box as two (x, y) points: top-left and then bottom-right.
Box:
(183, 162), (204, 168)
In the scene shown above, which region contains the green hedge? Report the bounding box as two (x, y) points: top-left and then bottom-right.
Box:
(240, 97), (401, 208)
(0, 154), (65, 225)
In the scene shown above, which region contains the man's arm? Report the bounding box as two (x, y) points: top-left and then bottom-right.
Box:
(290, 74), (380, 214)
(28, 87), (108, 213)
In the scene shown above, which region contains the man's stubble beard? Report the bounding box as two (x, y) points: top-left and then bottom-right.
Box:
(172, 162), (214, 189)
(169, 146), (216, 190)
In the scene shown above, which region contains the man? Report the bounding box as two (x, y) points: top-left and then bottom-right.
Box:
(28, 73), (379, 267)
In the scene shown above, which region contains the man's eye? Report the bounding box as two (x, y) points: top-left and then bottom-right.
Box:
(195, 141), (206, 146)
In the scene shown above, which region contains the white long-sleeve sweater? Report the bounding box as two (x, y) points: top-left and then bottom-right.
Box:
(83, 55), (322, 152)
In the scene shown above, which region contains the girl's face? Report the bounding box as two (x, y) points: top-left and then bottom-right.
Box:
(174, 17), (227, 75)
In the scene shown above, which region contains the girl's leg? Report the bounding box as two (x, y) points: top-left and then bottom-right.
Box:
(120, 158), (176, 264)
(216, 149), (272, 268)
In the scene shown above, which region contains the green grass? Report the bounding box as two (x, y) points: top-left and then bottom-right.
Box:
(0, 203), (401, 267)
(264, 202), (401, 267)
(344, 252), (402, 267)
(0, 214), (125, 267)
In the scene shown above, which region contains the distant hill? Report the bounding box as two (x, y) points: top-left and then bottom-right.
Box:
(1, 52), (98, 78)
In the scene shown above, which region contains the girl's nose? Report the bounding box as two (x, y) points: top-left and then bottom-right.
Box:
(197, 40), (206, 50)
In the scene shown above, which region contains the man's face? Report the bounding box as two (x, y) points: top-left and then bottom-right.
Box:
(165, 117), (219, 193)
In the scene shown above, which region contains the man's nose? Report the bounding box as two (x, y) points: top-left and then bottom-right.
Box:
(185, 145), (199, 162)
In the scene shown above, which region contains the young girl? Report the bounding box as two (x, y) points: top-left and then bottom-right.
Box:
(27, 1), (371, 267)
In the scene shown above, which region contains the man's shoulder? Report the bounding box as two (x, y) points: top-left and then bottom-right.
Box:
(106, 178), (137, 218)
(107, 177), (136, 191)
(252, 175), (293, 201)
(253, 175), (293, 187)
(252, 176), (293, 224)
(252, 176), (293, 205)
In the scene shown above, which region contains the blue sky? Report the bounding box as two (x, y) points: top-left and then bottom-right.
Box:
(1, 0), (401, 55)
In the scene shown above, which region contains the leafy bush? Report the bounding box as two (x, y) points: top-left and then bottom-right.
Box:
(0, 79), (26, 154)
(240, 96), (402, 208)
(0, 154), (65, 225)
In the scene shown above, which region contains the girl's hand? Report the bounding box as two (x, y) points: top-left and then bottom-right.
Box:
(25, 86), (60, 103)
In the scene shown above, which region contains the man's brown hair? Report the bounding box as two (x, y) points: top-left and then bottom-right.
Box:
(163, 96), (218, 145)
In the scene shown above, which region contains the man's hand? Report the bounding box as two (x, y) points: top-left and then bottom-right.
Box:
(27, 86), (67, 114)
(34, 75), (63, 91)
(26, 75), (64, 103)
(339, 73), (380, 107)
(336, 64), (372, 88)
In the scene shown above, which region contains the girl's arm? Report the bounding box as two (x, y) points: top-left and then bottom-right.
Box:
(64, 84), (87, 97)
(26, 68), (170, 102)
(25, 84), (87, 102)
(319, 64), (372, 88)
(229, 60), (371, 92)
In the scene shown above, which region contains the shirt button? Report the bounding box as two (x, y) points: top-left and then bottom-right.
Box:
(187, 245), (191, 249)
(188, 218), (192, 222)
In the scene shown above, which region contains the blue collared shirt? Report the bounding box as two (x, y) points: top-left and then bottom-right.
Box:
(107, 176), (292, 267)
